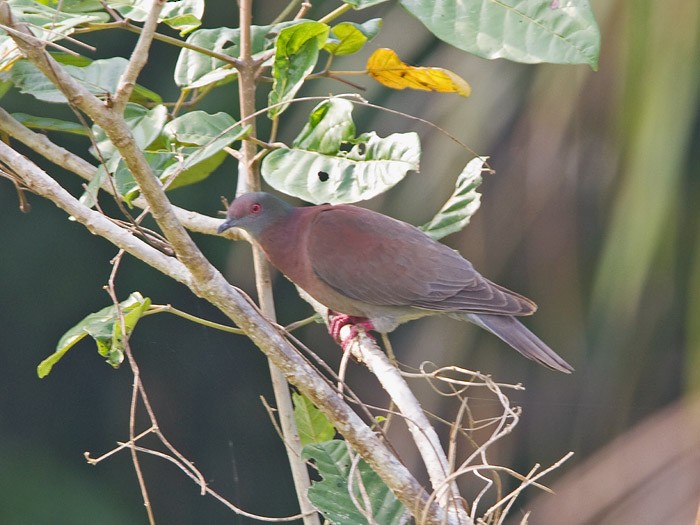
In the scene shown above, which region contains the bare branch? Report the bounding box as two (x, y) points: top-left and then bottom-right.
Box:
(112, 0), (166, 112)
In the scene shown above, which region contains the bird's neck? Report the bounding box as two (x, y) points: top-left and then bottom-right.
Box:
(257, 207), (317, 285)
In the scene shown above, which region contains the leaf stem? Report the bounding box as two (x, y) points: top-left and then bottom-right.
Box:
(318, 4), (352, 24)
(145, 304), (246, 334)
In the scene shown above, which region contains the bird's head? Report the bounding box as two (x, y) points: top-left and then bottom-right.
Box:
(217, 192), (294, 239)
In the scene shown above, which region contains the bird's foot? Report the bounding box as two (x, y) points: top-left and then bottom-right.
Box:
(328, 312), (376, 350)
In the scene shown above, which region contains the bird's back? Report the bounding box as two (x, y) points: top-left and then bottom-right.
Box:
(306, 205), (536, 316)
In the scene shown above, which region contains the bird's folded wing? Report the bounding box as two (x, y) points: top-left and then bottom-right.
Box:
(308, 206), (535, 315)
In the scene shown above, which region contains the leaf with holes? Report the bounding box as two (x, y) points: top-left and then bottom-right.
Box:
(292, 97), (356, 154)
(367, 48), (470, 96)
(174, 22), (300, 89)
(302, 440), (408, 525)
(262, 98), (419, 204)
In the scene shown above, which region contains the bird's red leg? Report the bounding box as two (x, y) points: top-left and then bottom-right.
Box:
(328, 311), (376, 350)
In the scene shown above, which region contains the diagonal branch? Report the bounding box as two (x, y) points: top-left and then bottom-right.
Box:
(0, 5), (458, 520)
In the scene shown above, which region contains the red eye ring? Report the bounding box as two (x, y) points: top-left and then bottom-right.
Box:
(250, 203), (262, 214)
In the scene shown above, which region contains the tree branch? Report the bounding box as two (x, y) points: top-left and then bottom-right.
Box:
(0, 4), (457, 521)
(112, 0), (165, 112)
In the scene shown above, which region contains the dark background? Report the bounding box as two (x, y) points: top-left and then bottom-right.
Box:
(2, 0), (700, 523)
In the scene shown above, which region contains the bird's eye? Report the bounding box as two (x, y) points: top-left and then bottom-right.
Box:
(250, 203), (262, 214)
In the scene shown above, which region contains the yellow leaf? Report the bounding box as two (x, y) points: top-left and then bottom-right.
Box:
(366, 48), (471, 97)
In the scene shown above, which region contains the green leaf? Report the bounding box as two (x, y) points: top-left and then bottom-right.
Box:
(160, 111), (249, 188)
(158, 148), (226, 190)
(262, 98), (419, 204)
(36, 0), (105, 13)
(293, 393), (336, 447)
(10, 57), (128, 103)
(78, 168), (106, 209)
(174, 23), (299, 89)
(110, 111), (249, 201)
(38, 292), (151, 378)
(0, 79), (12, 100)
(92, 103), (168, 159)
(10, 113), (88, 136)
(302, 440), (408, 525)
(113, 152), (174, 204)
(292, 98), (356, 154)
(268, 21), (330, 118)
(342, 0), (390, 8)
(107, 0), (204, 35)
(131, 83), (163, 106)
(163, 110), (243, 146)
(324, 19), (382, 56)
(420, 156), (486, 240)
(399, 0), (601, 69)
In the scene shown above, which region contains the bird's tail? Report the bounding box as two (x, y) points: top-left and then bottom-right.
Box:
(460, 313), (574, 373)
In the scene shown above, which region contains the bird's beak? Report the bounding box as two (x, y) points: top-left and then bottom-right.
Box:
(217, 217), (237, 234)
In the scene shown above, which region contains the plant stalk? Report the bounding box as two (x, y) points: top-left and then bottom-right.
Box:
(236, 1), (319, 523)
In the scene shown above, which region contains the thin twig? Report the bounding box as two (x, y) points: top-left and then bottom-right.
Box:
(271, 0), (301, 25)
(106, 250), (156, 525)
(145, 304), (246, 334)
(130, 444), (308, 522)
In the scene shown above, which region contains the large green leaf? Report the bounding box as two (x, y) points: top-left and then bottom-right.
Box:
(163, 110), (244, 146)
(420, 156), (486, 240)
(400, 0), (600, 69)
(293, 393), (336, 447)
(38, 292), (151, 378)
(262, 98), (419, 204)
(302, 440), (408, 525)
(108, 110), (249, 202)
(268, 21), (330, 118)
(324, 19), (382, 56)
(174, 22), (299, 89)
(10, 57), (128, 103)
